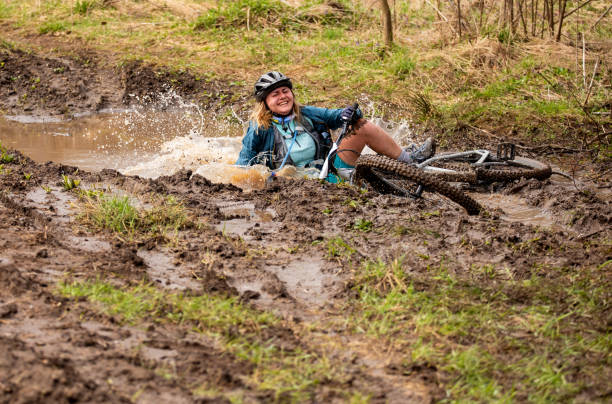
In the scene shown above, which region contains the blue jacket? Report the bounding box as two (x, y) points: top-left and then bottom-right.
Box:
(235, 106), (361, 168)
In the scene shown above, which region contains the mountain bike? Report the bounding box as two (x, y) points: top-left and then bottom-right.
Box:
(316, 103), (552, 215)
(354, 143), (552, 215)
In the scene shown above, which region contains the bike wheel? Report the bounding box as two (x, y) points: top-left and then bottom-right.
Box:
(355, 155), (482, 215)
(475, 156), (552, 182)
(423, 154), (552, 184)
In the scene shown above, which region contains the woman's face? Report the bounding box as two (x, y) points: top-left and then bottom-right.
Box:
(265, 86), (294, 116)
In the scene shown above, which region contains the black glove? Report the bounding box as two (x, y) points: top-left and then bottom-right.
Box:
(340, 105), (358, 123)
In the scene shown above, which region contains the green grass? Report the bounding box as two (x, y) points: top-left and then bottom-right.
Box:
(58, 280), (356, 401)
(38, 20), (67, 34)
(339, 254), (610, 402)
(326, 236), (355, 259)
(77, 190), (195, 242)
(353, 218), (372, 232)
(73, 0), (97, 15)
(0, 1), (13, 19)
(61, 174), (80, 190)
(0, 142), (15, 163)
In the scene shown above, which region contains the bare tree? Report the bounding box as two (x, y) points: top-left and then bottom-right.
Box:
(556, 0), (568, 41)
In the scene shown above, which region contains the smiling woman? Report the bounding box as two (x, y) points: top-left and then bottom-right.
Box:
(236, 71), (436, 182)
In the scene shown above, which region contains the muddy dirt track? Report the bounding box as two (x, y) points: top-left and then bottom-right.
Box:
(1, 45), (611, 402)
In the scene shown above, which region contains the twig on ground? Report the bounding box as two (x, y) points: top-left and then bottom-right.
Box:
(582, 33), (586, 88)
(576, 229), (604, 240)
(423, 0), (457, 34)
(551, 170), (575, 181)
(586, 131), (612, 147)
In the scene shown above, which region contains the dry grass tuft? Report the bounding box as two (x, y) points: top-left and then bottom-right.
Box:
(111, 0), (211, 20)
(459, 37), (516, 69)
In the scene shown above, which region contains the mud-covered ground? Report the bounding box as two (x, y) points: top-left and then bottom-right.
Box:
(1, 44), (611, 403)
(0, 44), (245, 117)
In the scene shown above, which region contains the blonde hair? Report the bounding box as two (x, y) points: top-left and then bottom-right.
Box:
(250, 94), (302, 130)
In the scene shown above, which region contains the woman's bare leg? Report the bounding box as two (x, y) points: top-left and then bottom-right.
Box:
(335, 119), (401, 166)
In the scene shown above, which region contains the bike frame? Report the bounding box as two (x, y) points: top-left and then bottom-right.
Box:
(417, 149), (514, 174)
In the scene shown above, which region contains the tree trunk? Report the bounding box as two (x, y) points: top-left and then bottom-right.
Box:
(548, 0), (555, 36)
(532, 0), (537, 36)
(555, 0), (567, 41)
(380, 0), (394, 47)
(457, 0), (462, 39)
(518, 0), (527, 36)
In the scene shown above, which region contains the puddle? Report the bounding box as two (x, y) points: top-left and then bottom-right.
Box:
(138, 249), (200, 291)
(2, 318), (50, 340)
(0, 108), (242, 173)
(267, 258), (333, 305)
(26, 187), (77, 223)
(473, 193), (562, 230)
(65, 235), (112, 252)
(37, 267), (69, 284)
(214, 200), (280, 240)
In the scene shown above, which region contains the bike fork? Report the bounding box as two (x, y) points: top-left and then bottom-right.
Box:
(411, 184), (424, 198)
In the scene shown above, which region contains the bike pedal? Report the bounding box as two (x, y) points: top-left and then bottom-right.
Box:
(496, 143), (516, 160)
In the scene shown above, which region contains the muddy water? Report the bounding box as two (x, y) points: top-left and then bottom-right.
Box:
(1, 109), (568, 228)
(0, 110), (242, 171)
(214, 200), (281, 241)
(472, 193), (561, 230)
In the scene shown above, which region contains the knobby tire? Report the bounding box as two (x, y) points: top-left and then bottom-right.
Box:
(355, 155), (482, 215)
(425, 156), (552, 184)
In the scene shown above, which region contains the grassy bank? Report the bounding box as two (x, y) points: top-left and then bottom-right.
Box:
(317, 231), (611, 402)
(1, 0), (610, 152)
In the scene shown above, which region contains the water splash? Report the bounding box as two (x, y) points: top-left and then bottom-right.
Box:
(355, 96), (424, 147)
(121, 94), (427, 187)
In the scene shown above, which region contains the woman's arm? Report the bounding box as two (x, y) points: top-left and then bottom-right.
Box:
(301, 105), (363, 130)
(235, 122), (263, 166)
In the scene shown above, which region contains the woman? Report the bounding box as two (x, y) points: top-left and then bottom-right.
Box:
(235, 71), (435, 181)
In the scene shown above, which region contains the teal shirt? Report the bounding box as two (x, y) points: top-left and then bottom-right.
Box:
(273, 120), (316, 167)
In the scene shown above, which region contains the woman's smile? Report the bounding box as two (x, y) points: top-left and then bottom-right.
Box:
(266, 86), (294, 115)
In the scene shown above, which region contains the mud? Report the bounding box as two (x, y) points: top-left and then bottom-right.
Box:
(1, 44), (611, 402)
(0, 46), (245, 118)
(1, 143), (610, 401)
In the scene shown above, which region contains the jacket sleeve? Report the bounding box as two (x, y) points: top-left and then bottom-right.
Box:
(301, 105), (363, 130)
(235, 122), (263, 166)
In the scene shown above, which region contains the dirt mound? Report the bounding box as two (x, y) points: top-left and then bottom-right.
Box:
(0, 47), (244, 117)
